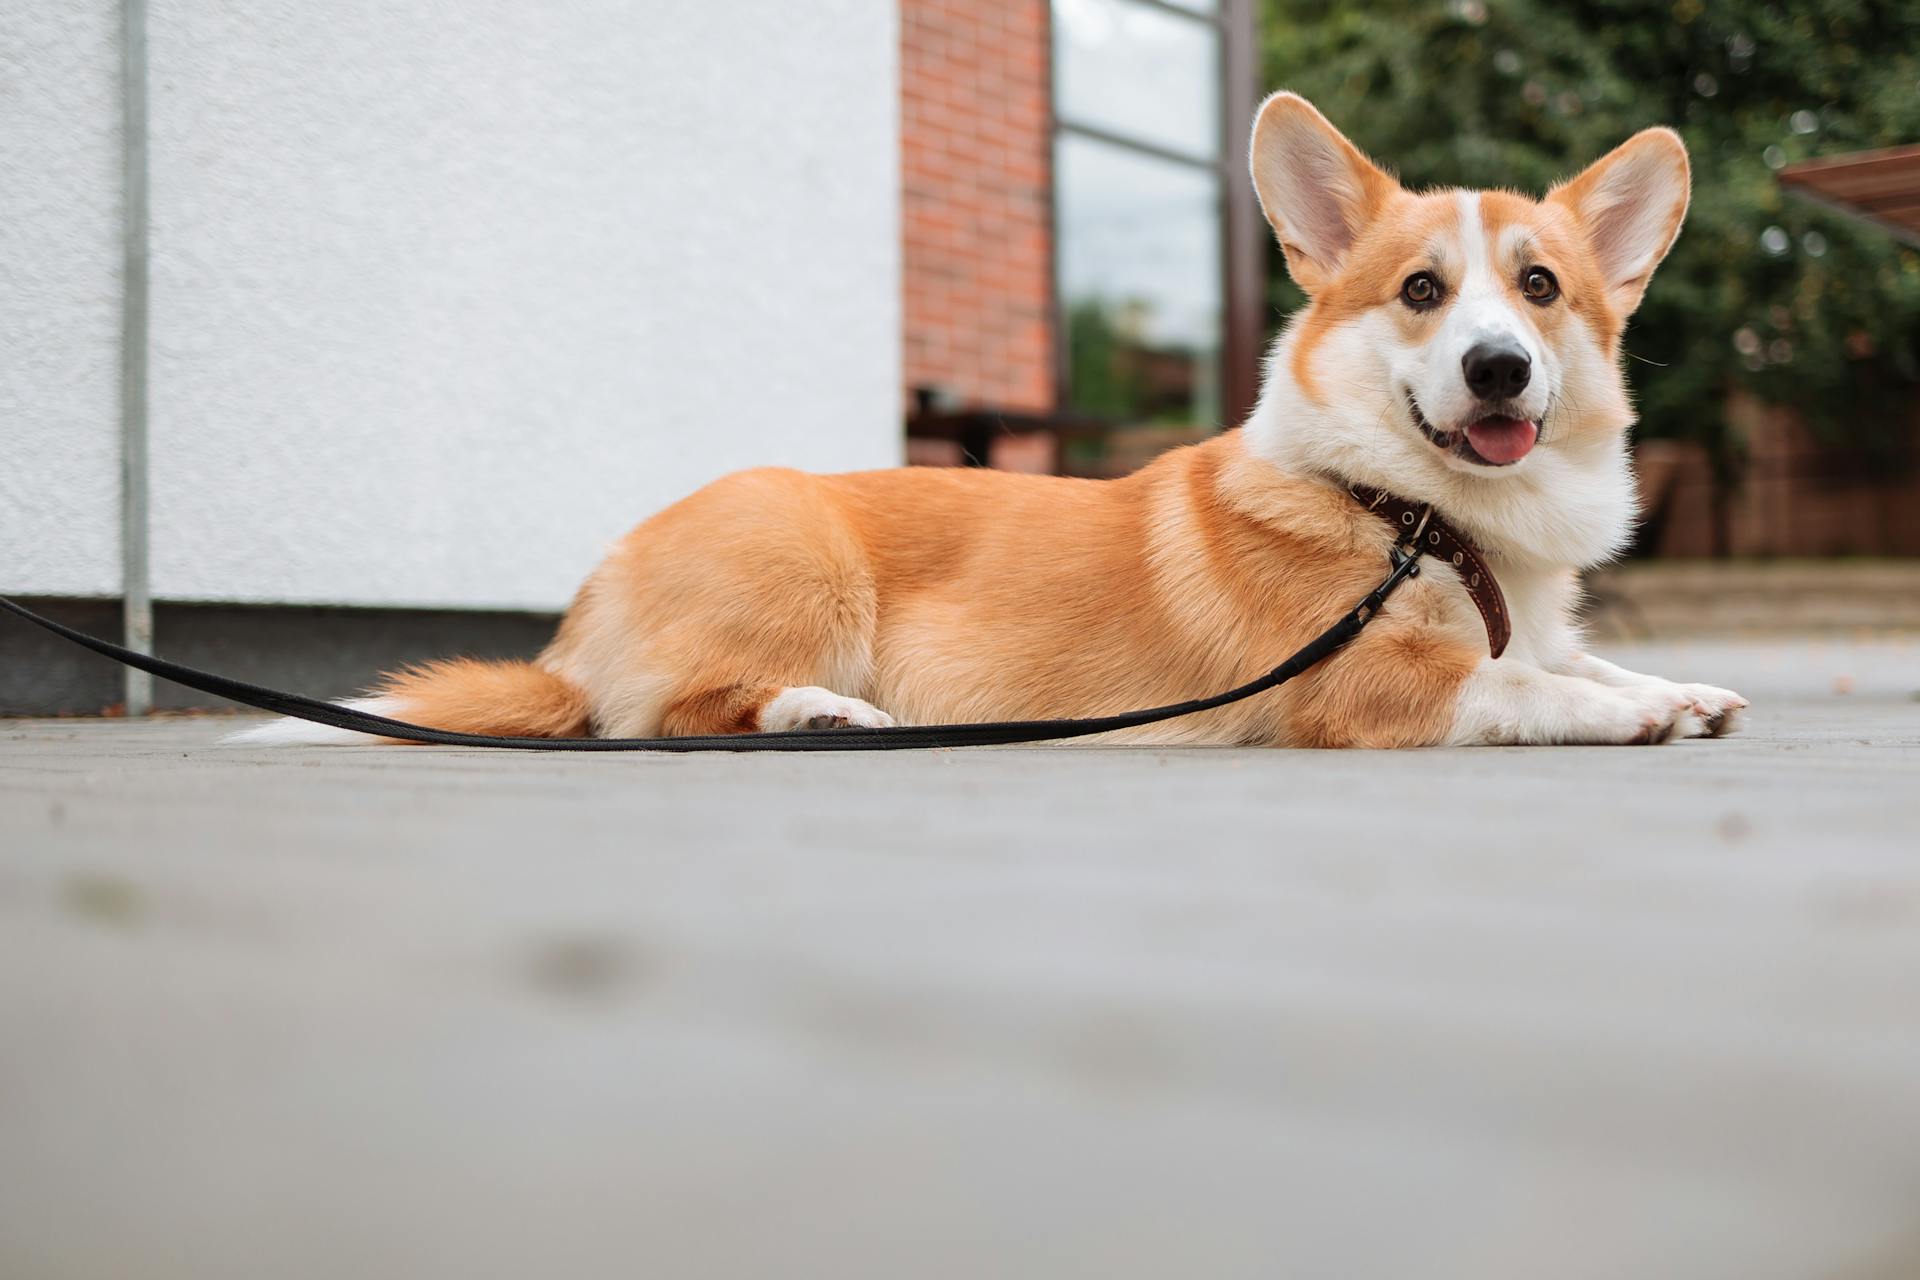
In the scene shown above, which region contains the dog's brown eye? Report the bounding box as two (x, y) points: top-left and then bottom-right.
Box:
(1401, 272), (1441, 308)
(1522, 267), (1559, 303)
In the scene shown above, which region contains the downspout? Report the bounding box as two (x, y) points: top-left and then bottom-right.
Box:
(120, 0), (152, 715)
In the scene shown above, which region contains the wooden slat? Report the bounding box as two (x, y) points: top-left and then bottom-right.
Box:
(1779, 145), (1920, 249)
(1778, 143), (1920, 183)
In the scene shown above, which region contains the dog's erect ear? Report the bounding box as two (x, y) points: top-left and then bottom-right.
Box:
(1249, 92), (1399, 293)
(1549, 128), (1691, 317)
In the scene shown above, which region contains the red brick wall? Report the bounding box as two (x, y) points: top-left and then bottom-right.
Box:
(901, 0), (1054, 415)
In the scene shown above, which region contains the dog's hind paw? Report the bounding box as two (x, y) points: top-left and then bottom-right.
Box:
(759, 686), (896, 733)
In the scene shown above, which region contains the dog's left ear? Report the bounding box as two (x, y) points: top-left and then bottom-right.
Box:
(1549, 128), (1691, 317)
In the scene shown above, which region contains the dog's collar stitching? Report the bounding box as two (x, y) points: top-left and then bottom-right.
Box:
(1346, 484), (1510, 659)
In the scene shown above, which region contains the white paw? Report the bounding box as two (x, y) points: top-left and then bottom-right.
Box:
(758, 686), (896, 733)
(1517, 682), (1692, 746)
(1676, 682), (1748, 738)
(1610, 683), (1704, 745)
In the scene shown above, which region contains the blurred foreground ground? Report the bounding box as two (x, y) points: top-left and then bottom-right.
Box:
(3, 637), (1918, 1279)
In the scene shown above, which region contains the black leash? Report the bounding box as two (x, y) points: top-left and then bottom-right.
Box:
(1, 525), (1426, 752)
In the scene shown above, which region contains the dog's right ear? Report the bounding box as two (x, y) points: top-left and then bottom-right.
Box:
(1250, 92), (1399, 294)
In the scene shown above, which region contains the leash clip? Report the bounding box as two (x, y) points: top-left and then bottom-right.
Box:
(1389, 504), (1433, 572)
(1355, 509), (1433, 623)
(1399, 503), (1434, 551)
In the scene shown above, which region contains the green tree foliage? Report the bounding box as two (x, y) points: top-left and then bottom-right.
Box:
(1065, 298), (1147, 421)
(1260, 0), (1920, 462)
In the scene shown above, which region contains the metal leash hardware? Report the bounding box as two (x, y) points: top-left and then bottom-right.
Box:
(1355, 504), (1430, 624)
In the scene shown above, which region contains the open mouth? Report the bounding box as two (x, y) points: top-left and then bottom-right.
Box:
(1409, 396), (1540, 467)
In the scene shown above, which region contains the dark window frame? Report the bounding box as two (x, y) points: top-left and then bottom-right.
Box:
(1046, 0), (1262, 432)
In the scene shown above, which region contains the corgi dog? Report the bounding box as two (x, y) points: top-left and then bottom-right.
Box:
(239, 93), (1745, 750)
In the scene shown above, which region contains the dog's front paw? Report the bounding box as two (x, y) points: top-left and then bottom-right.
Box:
(1676, 683), (1748, 738)
(1614, 680), (1747, 740)
(1616, 684), (1705, 744)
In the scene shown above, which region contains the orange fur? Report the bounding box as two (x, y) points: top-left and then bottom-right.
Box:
(659, 682), (781, 736)
(427, 431), (1483, 748)
(357, 433), (1484, 747)
(375, 659), (590, 740)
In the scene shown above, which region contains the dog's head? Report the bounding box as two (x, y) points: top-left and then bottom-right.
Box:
(1249, 93), (1688, 483)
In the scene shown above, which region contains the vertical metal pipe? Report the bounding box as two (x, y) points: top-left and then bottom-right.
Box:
(120, 0), (152, 715)
(1219, 0), (1263, 433)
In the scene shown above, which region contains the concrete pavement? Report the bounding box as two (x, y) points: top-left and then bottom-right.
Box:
(3, 637), (1918, 1278)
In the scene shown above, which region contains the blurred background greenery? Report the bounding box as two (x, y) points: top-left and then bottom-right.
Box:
(1261, 0), (1920, 479)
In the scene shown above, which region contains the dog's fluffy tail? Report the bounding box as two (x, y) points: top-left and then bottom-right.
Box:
(226, 659), (591, 746)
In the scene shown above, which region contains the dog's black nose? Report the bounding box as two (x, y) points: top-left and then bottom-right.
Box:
(1462, 342), (1531, 400)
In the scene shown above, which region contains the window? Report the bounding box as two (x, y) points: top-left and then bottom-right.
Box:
(1051, 0), (1258, 464)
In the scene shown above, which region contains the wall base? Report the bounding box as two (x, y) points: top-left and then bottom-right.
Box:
(1, 598), (557, 717)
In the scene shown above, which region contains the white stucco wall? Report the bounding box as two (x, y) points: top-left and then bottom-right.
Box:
(3, 0), (900, 610)
(0, 0), (125, 598)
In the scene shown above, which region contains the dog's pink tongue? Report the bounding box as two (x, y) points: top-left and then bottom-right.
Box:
(1465, 416), (1538, 464)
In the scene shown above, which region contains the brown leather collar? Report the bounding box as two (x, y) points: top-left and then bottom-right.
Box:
(1348, 484), (1510, 658)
